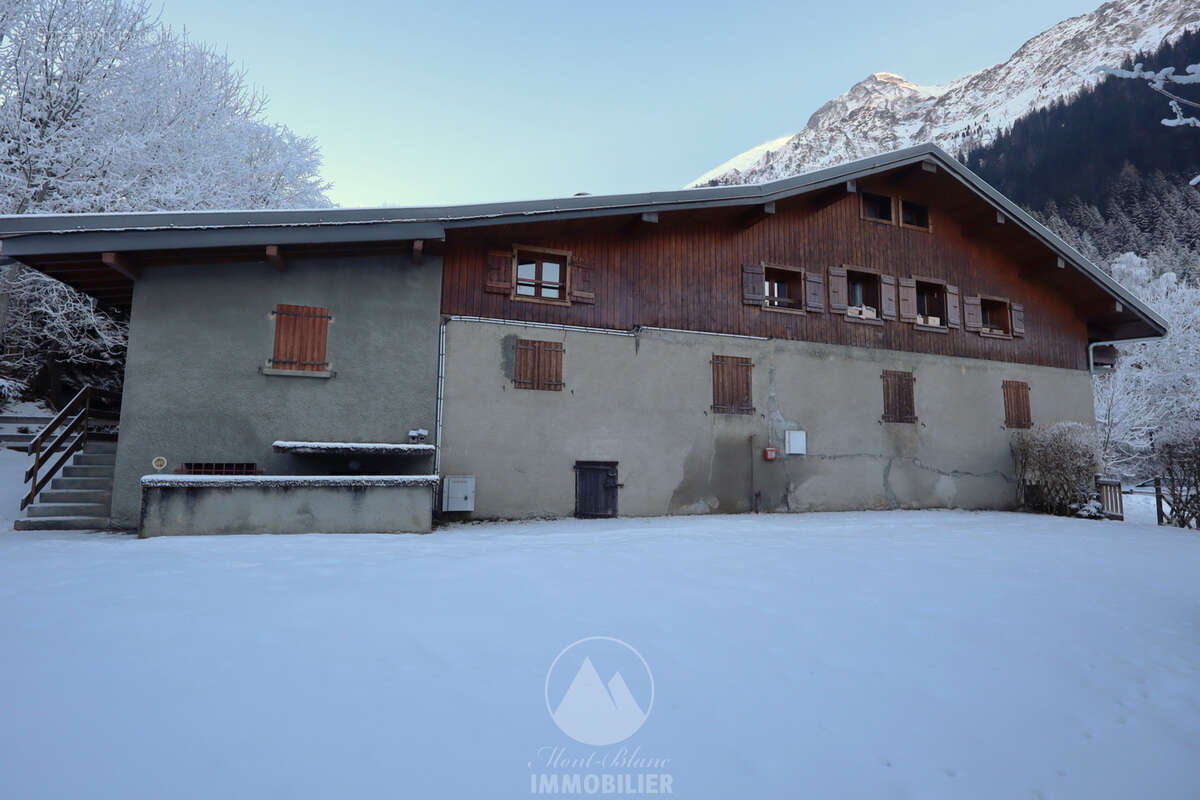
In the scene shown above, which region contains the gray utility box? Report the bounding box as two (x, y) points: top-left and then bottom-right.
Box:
(442, 475), (476, 512)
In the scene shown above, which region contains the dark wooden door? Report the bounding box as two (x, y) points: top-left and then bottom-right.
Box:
(574, 461), (619, 518)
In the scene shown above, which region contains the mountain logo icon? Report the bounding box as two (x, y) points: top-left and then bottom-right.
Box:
(545, 637), (654, 746)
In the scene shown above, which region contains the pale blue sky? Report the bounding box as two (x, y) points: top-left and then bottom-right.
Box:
(158, 0), (1099, 207)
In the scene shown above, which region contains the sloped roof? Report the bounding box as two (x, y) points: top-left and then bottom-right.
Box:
(0, 143), (1167, 338)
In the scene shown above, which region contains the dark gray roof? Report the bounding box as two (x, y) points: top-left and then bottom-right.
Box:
(0, 143), (1167, 335)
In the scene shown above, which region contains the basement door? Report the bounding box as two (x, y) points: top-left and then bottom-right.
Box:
(574, 461), (619, 518)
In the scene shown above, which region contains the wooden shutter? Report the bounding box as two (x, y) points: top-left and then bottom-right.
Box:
(712, 355), (753, 414)
(881, 370), (916, 423)
(897, 278), (918, 322)
(880, 275), (898, 320)
(514, 339), (563, 391)
(570, 260), (595, 304)
(963, 295), (983, 331)
(1003, 380), (1031, 428)
(742, 263), (765, 306)
(828, 266), (848, 311)
(1010, 302), (1025, 337)
(804, 270), (825, 312)
(485, 249), (513, 294)
(271, 304), (330, 371)
(946, 284), (961, 328)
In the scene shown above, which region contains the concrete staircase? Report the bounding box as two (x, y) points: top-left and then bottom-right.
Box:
(13, 439), (116, 531)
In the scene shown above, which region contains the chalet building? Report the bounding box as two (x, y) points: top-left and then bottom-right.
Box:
(0, 145), (1166, 535)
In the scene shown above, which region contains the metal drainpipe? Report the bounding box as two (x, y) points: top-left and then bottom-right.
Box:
(435, 317), (447, 480)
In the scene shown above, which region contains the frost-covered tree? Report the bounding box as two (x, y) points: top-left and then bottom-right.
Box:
(1094, 253), (1200, 475)
(1098, 61), (1200, 186)
(0, 0), (332, 404)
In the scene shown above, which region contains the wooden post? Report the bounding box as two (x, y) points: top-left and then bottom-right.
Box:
(1155, 477), (1164, 526)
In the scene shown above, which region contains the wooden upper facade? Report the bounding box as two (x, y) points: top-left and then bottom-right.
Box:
(0, 145), (1167, 372)
(442, 167), (1107, 370)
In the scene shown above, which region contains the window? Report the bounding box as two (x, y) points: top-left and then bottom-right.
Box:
(181, 463), (259, 475)
(763, 265), (803, 311)
(847, 269), (881, 319)
(861, 192), (894, 223)
(915, 281), (946, 327)
(980, 298), (1011, 336)
(1003, 380), (1032, 428)
(881, 370), (916, 423)
(514, 339), (564, 391)
(712, 355), (753, 414)
(901, 199), (930, 229)
(270, 304), (331, 372)
(514, 248), (566, 301)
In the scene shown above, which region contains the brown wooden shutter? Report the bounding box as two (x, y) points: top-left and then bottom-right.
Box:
(946, 284), (961, 328)
(271, 304), (330, 371)
(742, 263), (765, 306)
(1003, 380), (1032, 428)
(712, 355), (753, 414)
(828, 267), (848, 311)
(514, 339), (564, 390)
(897, 278), (918, 322)
(880, 275), (898, 320)
(514, 339), (537, 388)
(881, 370), (916, 423)
(485, 249), (513, 294)
(805, 270), (825, 312)
(963, 295), (983, 331)
(570, 260), (596, 304)
(1010, 302), (1025, 337)
(539, 341), (564, 390)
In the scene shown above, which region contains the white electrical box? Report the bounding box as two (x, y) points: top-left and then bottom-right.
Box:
(785, 430), (807, 455)
(442, 475), (476, 512)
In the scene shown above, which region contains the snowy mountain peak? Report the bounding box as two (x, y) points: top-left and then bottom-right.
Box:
(692, 0), (1200, 187)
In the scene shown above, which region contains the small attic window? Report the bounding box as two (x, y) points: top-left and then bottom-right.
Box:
(901, 199), (930, 229)
(861, 192), (893, 223)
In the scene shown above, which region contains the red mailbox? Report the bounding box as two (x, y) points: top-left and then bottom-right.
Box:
(763, 447), (778, 461)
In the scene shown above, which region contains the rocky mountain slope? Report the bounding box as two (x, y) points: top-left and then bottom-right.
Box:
(693, 0), (1200, 187)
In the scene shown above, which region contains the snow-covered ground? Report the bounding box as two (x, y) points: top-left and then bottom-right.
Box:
(1, 445), (1198, 798)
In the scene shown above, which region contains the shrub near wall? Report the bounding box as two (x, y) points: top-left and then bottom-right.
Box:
(1155, 422), (1200, 529)
(1012, 422), (1102, 517)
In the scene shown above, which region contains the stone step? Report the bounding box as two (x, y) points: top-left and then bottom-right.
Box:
(51, 477), (112, 490)
(73, 453), (116, 466)
(83, 440), (117, 454)
(13, 516), (110, 531)
(62, 465), (113, 478)
(38, 490), (112, 504)
(0, 432), (34, 443)
(28, 502), (110, 518)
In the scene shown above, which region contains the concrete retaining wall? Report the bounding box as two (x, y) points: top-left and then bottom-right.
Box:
(138, 476), (437, 536)
(111, 254), (442, 529)
(438, 320), (1097, 518)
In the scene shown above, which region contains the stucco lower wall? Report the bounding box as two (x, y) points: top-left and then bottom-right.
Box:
(110, 255), (441, 529)
(438, 321), (1096, 518)
(139, 482), (434, 536)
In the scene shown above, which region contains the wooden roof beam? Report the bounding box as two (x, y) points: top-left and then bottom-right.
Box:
(740, 201), (776, 230)
(265, 245), (286, 273)
(100, 252), (139, 280)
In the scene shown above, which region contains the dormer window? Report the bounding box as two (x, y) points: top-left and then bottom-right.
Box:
(861, 192), (893, 223)
(901, 199), (930, 230)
